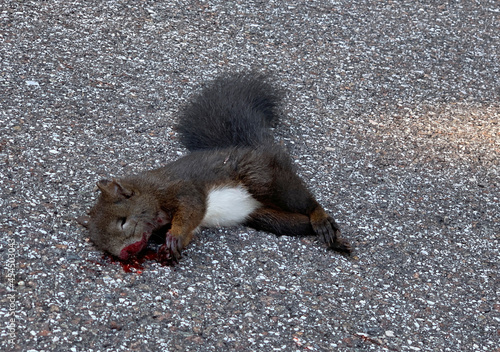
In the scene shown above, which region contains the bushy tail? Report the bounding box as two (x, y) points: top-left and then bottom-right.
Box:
(177, 73), (280, 151)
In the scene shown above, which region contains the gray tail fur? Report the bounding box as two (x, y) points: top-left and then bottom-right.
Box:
(177, 73), (280, 151)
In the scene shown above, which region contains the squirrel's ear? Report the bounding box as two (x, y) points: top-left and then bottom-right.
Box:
(76, 215), (91, 228)
(96, 179), (134, 199)
(96, 178), (133, 198)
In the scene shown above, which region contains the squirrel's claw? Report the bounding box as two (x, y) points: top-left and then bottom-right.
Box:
(312, 216), (352, 255)
(159, 232), (183, 264)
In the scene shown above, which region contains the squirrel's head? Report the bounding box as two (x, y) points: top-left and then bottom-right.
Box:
(77, 178), (170, 260)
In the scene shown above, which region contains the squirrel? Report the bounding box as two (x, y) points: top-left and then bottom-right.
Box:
(78, 73), (352, 263)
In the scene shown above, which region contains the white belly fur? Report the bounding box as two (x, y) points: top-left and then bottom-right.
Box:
(200, 185), (261, 228)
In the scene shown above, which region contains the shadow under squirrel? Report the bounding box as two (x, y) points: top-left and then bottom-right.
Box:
(78, 73), (352, 263)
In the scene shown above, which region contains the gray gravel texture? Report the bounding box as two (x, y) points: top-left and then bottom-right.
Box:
(1, 0), (499, 351)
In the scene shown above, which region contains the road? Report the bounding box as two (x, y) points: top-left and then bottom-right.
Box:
(1, 1), (498, 351)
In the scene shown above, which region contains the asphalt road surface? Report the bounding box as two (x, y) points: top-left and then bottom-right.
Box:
(1, 1), (499, 351)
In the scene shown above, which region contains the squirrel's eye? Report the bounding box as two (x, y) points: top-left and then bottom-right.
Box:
(118, 217), (127, 229)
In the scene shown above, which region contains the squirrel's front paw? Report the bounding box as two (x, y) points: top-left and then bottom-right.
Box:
(158, 232), (183, 263)
(312, 216), (352, 255)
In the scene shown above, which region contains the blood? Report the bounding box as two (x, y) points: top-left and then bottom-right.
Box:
(119, 233), (149, 260)
(89, 225), (174, 273)
(101, 250), (174, 273)
(103, 243), (175, 273)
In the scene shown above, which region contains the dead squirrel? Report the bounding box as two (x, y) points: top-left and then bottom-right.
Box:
(78, 73), (352, 262)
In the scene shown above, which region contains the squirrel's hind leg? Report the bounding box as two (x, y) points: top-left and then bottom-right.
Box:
(246, 207), (352, 255)
(245, 208), (315, 237)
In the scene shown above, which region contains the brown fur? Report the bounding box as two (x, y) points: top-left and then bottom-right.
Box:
(79, 147), (351, 261)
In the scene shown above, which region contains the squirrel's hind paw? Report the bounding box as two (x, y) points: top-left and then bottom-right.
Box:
(312, 216), (352, 255)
